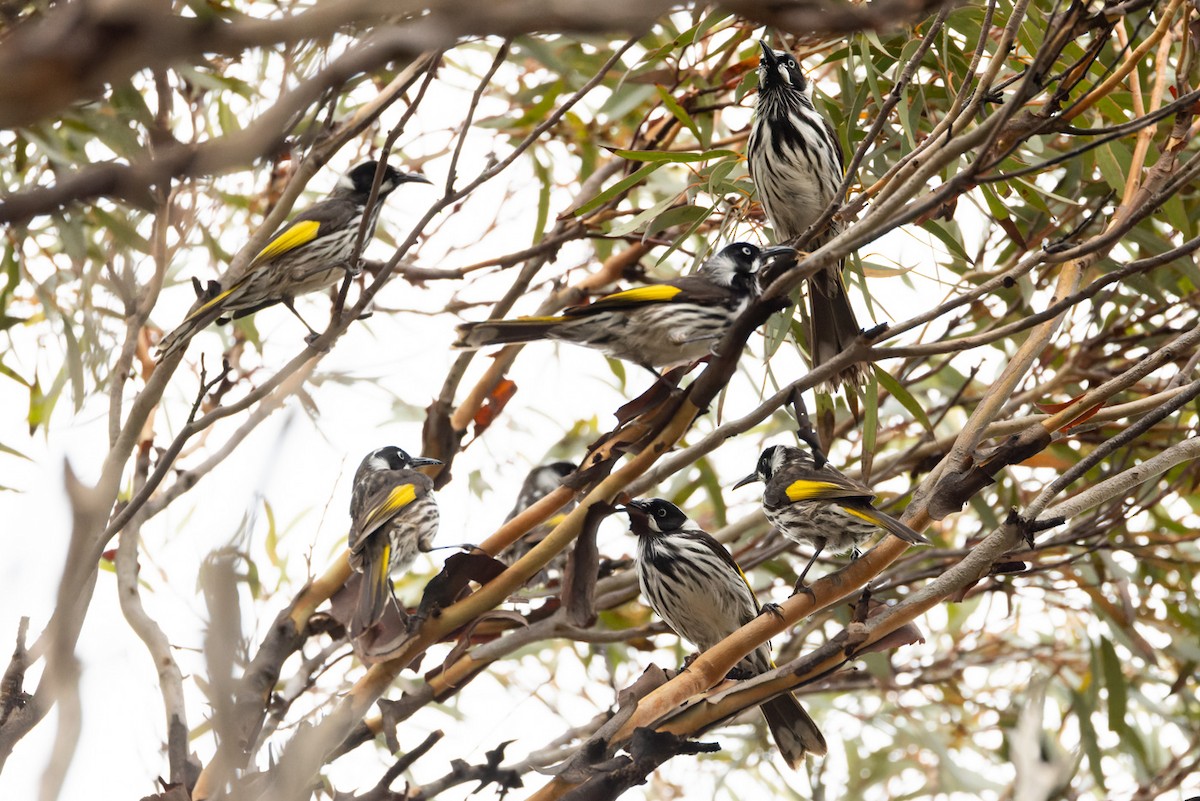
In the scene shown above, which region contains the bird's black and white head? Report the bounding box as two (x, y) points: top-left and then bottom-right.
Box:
(757, 41), (812, 100)
(698, 243), (760, 291)
(699, 243), (798, 293)
(338, 161), (432, 201)
(734, 444), (810, 488)
(621, 498), (691, 537)
(523, 461), (576, 499)
(355, 445), (442, 481)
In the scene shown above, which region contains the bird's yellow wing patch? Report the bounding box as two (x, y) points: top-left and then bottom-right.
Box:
(842, 507), (877, 524)
(512, 315), (563, 323)
(379, 542), (392, 583)
(595, 285), (682, 305)
(187, 286), (238, 322)
(785, 479), (846, 502)
(362, 483), (417, 534)
(251, 219), (322, 265)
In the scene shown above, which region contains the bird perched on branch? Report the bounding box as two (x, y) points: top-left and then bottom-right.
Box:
(748, 41), (864, 388)
(156, 161), (430, 360)
(501, 460), (576, 584)
(348, 445), (442, 636)
(621, 497), (827, 767)
(735, 445), (928, 591)
(452, 243), (797, 373)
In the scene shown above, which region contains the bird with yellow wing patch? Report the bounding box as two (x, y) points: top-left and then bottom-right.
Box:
(348, 445), (442, 637)
(453, 243), (797, 373)
(735, 445), (928, 592)
(156, 160), (430, 360)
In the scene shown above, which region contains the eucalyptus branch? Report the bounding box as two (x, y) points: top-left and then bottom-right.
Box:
(1027, 379), (1200, 520)
(874, 234), (1200, 358)
(114, 439), (192, 786)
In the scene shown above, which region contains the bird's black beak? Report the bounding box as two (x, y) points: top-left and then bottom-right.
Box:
(409, 456), (443, 468)
(403, 172), (433, 185)
(759, 245), (798, 272)
(620, 500), (651, 536)
(733, 472), (761, 490)
(758, 40), (778, 67)
(620, 499), (652, 519)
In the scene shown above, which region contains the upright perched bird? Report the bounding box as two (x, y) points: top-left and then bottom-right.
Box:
(622, 498), (827, 767)
(347, 445), (442, 636)
(453, 243), (797, 372)
(156, 161), (430, 359)
(735, 445), (928, 590)
(748, 41), (863, 387)
(501, 461), (576, 583)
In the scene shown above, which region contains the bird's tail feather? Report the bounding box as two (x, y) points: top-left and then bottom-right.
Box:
(155, 305), (226, 361)
(808, 266), (864, 389)
(850, 505), (929, 546)
(350, 539), (394, 637)
(453, 317), (563, 349)
(760, 692), (828, 767)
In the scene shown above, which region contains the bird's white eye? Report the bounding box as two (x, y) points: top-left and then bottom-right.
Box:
(741, 246), (753, 257)
(655, 507), (667, 517)
(786, 59), (797, 68)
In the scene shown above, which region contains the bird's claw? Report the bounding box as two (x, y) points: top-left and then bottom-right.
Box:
(760, 602), (785, 620)
(861, 322), (889, 341)
(791, 580), (816, 600)
(403, 610), (426, 634)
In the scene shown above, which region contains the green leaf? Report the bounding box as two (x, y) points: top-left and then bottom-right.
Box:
(642, 203), (709, 240)
(263, 499), (286, 576)
(920, 219), (973, 265)
(27, 373), (49, 435)
(873, 365), (934, 434)
(0, 441), (32, 461)
(92, 208), (151, 253)
(597, 84), (656, 120)
(574, 162), (661, 216)
(863, 370), (879, 479)
(1099, 636), (1127, 734)
(532, 156), (552, 244)
(1162, 193), (1193, 239)
(234, 315), (262, 353)
(0, 243), (19, 304)
(61, 313), (84, 413)
(604, 356), (627, 391)
(607, 147), (737, 163)
(705, 158), (738, 196)
(606, 194), (678, 238)
(761, 308), (795, 360)
(1095, 143), (1126, 193)
(693, 457), (728, 528)
(0, 361), (30, 387)
(1074, 664), (1107, 792)
(654, 85), (701, 142)
(980, 184), (1011, 221)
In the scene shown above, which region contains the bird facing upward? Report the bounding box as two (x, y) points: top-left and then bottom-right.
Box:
(747, 41), (864, 388)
